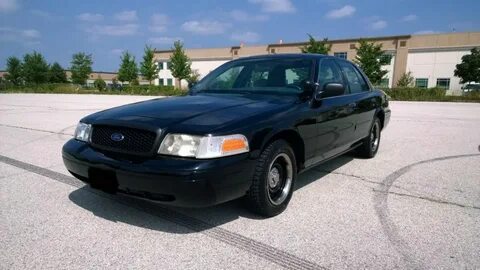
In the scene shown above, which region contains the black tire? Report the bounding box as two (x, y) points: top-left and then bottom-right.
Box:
(244, 140), (297, 217)
(356, 117), (381, 158)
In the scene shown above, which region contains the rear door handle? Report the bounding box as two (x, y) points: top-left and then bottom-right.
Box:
(348, 103), (357, 108)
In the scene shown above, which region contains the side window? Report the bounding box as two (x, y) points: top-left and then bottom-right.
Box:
(318, 59), (344, 90)
(338, 61), (369, 94)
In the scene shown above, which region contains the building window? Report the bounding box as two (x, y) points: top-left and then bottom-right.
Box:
(436, 78), (450, 90)
(400, 40), (407, 47)
(349, 43), (356, 49)
(334, 52), (347, 59)
(270, 48), (276, 54)
(167, 78), (173, 86)
(159, 78), (164, 85)
(158, 62), (164, 70)
(380, 54), (392, 65)
(415, 78), (428, 89)
(167, 62), (171, 70)
(233, 50), (238, 55)
(379, 78), (389, 88)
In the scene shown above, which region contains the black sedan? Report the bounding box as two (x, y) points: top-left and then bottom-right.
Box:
(62, 54), (391, 217)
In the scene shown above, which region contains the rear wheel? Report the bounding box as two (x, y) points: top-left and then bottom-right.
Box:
(356, 117), (381, 158)
(244, 140), (297, 217)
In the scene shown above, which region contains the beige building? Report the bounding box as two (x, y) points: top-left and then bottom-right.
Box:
(154, 32), (480, 94)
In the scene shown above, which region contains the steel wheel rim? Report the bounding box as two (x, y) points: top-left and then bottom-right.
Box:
(267, 153), (293, 205)
(371, 121), (380, 152)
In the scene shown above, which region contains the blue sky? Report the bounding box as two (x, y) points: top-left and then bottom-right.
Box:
(1, 0), (479, 71)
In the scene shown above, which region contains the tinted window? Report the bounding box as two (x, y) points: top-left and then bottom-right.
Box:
(318, 59), (344, 91)
(338, 61), (369, 94)
(193, 58), (313, 94)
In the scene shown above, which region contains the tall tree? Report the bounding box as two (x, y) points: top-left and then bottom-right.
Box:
(169, 40), (191, 89)
(186, 69), (201, 87)
(301, 34), (332, 54)
(117, 51), (138, 84)
(354, 40), (390, 85)
(454, 47), (480, 84)
(396, 72), (414, 87)
(70, 52), (93, 85)
(22, 51), (49, 84)
(49, 62), (67, 83)
(4, 56), (23, 85)
(140, 45), (159, 85)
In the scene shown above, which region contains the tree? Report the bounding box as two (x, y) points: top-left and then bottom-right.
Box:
(353, 40), (390, 85)
(186, 69), (200, 87)
(22, 51), (49, 84)
(70, 52), (93, 85)
(4, 56), (23, 85)
(140, 45), (159, 85)
(49, 62), (67, 83)
(454, 47), (480, 84)
(396, 72), (414, 87)
(118, 51), (138, 84)
(93, 76), (107, 91)
(301, 34), (332, 54)
(169, 40), (191, 89)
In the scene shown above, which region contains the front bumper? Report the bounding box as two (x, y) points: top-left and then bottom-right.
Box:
(62, 139), (256, 207)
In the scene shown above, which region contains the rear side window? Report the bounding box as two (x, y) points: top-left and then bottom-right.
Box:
(338, 61), (369, 94)
(318, 59), (344, 90)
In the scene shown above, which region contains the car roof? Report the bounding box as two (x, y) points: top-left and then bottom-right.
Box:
(235, 53), (332, 61)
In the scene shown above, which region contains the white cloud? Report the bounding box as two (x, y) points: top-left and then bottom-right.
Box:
(86, 24), (139, 36)
(370, 20), (387, 30)
(110, 49), (124, 55)
(22, 29), (41, 38)
(0, 0), (18, 12)
(231, 32), (261, 43)
(0, 27), (41, 44)
(114, 10), (137, 21)
(149, 14), (169, 33)
(77, 13), (104, 22)
(326, 5), (356, 19)
(402, 14), (417, 22)
(148, 37), (182, 45)
(414, 30), (436, 35)
(248, 0), (295, 13)
(230, 10), (269, 22)
(181, 20), (230, 35)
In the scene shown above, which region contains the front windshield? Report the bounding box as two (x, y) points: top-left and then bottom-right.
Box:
(192, 58), (313, 94)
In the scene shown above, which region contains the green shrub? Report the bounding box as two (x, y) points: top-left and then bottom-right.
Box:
(93, 77), (107, 91)
(383, 87), (480, 102)
(0, 83), (184, 96)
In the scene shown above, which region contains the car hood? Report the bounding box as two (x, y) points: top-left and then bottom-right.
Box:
(83, 94), (297, 134)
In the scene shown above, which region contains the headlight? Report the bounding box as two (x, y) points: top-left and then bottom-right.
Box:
(74, 122), (92, 142)
(158, 134), (249, 159)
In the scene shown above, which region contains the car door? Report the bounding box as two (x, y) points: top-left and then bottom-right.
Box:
(306, 58), (357, 166)
(336, 60), (377, 142)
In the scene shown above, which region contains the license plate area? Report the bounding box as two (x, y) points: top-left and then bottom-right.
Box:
(88, 168), (118, 194)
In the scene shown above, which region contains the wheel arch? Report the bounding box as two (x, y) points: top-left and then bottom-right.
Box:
(260, 129), (305, 171)
(375, 109), (385, 130)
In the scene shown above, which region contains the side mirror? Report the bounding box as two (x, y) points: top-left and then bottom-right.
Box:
(314, 83), (345, 101)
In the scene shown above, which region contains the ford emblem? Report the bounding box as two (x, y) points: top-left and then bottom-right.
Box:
(110, 133), (125, 142)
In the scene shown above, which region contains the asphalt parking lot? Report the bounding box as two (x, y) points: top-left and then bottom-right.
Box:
(1, 93), (479, 269)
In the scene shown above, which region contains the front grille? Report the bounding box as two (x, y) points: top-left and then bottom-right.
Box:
(91, 125), (157, 154)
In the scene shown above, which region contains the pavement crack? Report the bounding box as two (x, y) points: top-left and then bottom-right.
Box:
(0, 154), (327, 270)
(373, 189), (480, 210)
(0, 123), (73, 136)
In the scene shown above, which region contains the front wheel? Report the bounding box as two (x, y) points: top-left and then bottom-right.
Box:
(356, 117), (381, 158)
(244, 140), (297, 217)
